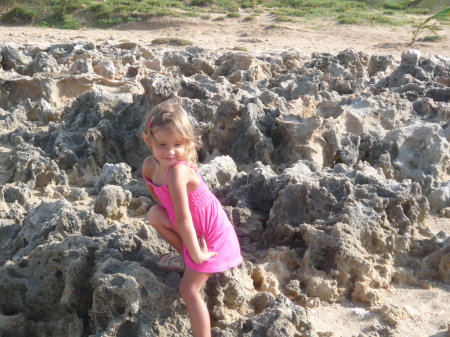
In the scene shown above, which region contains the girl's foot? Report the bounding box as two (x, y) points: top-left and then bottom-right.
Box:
(157, 253), (185, 272)
(150, 252), (185, 272)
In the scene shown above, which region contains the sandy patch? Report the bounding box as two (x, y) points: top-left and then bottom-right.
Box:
(308, 283), (450, 337)
(0, 14), (449, 60)
(308, 214), (450, 337)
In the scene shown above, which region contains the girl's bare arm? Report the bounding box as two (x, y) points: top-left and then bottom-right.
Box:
(142, 157), (160, 203)
(168, 164), (216, 263)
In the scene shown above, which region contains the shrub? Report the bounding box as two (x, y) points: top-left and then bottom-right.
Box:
(61, 15), (81, 29)
(338, 15), (359, 24)
(97, 17), (125, 27)
(227, 12), (240, 18)
(190, 0), (213, 6)
(1, 6), (37, 24)
(383, 1), (407, 10)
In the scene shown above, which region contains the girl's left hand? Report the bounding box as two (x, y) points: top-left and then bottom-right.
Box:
(198, 236), (217, 263)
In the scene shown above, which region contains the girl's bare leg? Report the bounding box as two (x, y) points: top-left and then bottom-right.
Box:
(147, 204), (183, 254)
(179, 269), (212, 337)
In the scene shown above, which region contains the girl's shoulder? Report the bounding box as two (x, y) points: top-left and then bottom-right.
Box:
(167, 162), (201, 189)
(142, 155), (157, 166)
(142, 156), (158, 176)
(169, 161), (199, 175)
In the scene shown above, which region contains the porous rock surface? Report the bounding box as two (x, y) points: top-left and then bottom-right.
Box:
(0, 40), (449, 337)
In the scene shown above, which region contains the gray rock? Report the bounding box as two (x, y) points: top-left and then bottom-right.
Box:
(0, 43), (32, 70)
(368, 54), (397, 76)
(281, 49), (306, 69)
(90, 258), (183, 336)
(7, 144), (69, 189)
(140, 73), (180, 105)
(70, 58), (93, 74)
(95, 162), (132, 193)
(336, 48), (369, 80)
(163, 48), (216, 76)
(230, 103), (273, 165)
(21, 98), (62, 123)
(94, 185), (131, 220)
(94, 59), (116, 78)
(1, 42), (450, 336)
(0, 313), (26, 337)
(200, 155), (238, 189)
(23, 52), (58, 75)
(0, 235), (97, 337)
(383, 122), (449, 196)
(1, 182), (32, 205)
(226, 162), (286, 212)
(428, 182), (450, 215)
(239, 297), (316, 337)
(212, 52), (272, 83)
(264, 162), (431, 295)
(70, 188), (89, 201)
(388, 49), (434, 88)
(3, 199), (82, 262)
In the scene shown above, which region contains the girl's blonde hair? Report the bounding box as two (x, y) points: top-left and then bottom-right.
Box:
(144, 99), (199, 164)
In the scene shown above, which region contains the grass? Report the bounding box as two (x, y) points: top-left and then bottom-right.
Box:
(0, 0), (448, 29)
(151, 37), (193, 46)
(410, 7), (450, 45)
(227, 11), (241, 17)
(233, 45), (249, 51)
(265, 23), (282, 29)
(274, 15), (296, 22)
(420, 34), (443, 41)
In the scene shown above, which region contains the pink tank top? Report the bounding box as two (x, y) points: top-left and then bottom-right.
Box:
(142, 161), (242, 273)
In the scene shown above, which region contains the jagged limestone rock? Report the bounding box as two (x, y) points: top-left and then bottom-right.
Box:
(94, 185), (132, 220)
(0, 42), (449, 337)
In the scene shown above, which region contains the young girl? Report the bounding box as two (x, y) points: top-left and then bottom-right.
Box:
(141, 100), (243, 337)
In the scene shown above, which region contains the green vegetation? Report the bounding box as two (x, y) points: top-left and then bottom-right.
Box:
(1, 5), (36, 24)
(0, 0), (448, 30)
(410, 7), (450, 45)
(265, 23), (282, 29)
(151, 37), (193, 46)
(227, 11), (241, 17)
(233, 45), (249, 51)
(421, 34), (443, 41)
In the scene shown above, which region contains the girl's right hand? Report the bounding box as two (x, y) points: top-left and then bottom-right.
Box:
(198, 236), (217, 263)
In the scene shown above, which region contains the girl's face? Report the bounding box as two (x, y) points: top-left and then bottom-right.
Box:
(146, 126), (187, 169)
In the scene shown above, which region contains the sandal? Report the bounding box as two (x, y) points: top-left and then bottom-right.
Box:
(155, 253), (185, 272)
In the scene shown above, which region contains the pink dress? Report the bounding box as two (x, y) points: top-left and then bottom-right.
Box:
(142, 161), (242, 273)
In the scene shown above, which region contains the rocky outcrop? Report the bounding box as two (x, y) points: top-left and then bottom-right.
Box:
(0, 40), (449, 337)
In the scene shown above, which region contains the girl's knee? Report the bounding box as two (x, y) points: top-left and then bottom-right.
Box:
(179, 283), (197, 303)
(147, 205), (169, 228)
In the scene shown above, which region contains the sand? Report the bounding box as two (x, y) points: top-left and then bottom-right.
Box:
(0, 13), (449, 60)
(308, 215), (450, 337)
